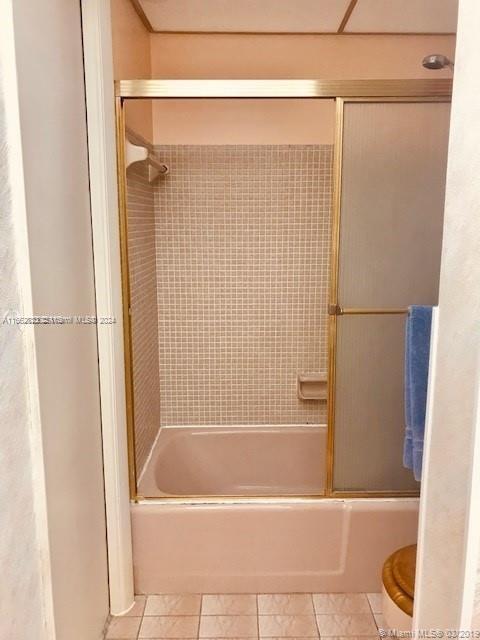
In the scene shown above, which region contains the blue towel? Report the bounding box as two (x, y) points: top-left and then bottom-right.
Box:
(404, 305), (433, 482)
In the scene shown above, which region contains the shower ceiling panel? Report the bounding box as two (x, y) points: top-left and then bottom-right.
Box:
(346, 0), (458, 34)
(132, 0), (458, 34)
(134, 0), (349, 33)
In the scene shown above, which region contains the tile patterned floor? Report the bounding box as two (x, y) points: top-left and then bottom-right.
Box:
(105, 593), (384, 639)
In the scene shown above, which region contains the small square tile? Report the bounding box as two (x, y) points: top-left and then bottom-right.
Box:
(144, 144), (332, 429)
(313, 594), (370, 615)
(125, 595), (146, 617)
(199, 615), (258, 638)
(316, 613), (378, 637)
(139, 615), (199, 639)
(258, 595), (314, 615)
(202, 595), (257, 615)
(258, 615), (318, 637)
(145, 594), (201, 616)
(366, 594), (383, 615)
(107, 616), (142, 639)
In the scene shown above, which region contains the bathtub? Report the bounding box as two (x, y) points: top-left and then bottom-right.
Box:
(132, 426), (418, 594)
(132, 498), (418, 594)
(138, 425), (326, 497)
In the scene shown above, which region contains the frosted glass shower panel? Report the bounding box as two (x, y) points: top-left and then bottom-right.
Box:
(338, 101), (450, 309)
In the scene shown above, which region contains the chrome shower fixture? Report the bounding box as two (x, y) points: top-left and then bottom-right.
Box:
(422, 54), (454, 70)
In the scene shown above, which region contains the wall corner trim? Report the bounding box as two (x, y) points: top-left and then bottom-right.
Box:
(80, 0), (134, 615)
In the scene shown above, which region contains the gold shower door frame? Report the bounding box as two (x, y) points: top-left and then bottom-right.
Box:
(114, 80), (452, 501)
(326, 96), (451, 498)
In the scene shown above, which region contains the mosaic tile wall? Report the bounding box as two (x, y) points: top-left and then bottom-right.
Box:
(126, 157), (161, 473)
(154, 145), (333, 426)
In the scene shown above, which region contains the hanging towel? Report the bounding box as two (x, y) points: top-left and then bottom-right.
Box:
(404, 305), (433, 482)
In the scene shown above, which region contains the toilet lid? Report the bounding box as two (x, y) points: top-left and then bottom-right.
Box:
(392, 544), (416, 599)
(382, 544), (416, 617)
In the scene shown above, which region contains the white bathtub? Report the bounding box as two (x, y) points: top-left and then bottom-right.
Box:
(132, 498), (418, 594)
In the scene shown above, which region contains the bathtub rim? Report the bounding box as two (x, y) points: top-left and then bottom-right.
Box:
(134, 491), (420, 502)
(133, 493), (420, 504)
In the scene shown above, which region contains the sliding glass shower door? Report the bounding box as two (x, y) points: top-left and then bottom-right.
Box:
(330, 99), (451, 493)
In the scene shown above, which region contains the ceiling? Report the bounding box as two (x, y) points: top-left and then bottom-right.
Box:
(130, 0), (458, 34)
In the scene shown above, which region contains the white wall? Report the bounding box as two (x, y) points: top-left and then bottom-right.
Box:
(0, 5), (54, 638)
(414, 0), (480, 630)
(6, 1), (110, 638)
(81, 0), (134, 615)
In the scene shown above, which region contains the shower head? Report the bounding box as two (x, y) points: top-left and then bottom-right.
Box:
(422, 54), (454, 70)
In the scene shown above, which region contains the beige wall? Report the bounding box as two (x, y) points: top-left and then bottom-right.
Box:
(111, 0), (153, 141)
(11, 1), (109, 638)
(151, 99), (335, 145)
(109, 25), (456, 144)
(148, 33), (456, 144)
(150, 33), (456, 79)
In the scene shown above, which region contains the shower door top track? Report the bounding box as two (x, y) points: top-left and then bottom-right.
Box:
(115, 78), (452, 99)
(115, 79), (452, 502)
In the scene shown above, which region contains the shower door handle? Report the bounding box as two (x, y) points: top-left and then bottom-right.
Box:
(328, 304), (408, 316)
(328, 304), (342, 316)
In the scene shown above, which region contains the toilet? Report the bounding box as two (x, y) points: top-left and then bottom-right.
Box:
(382, 544), (416, 632)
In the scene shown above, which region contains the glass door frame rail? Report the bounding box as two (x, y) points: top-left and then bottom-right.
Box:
(114, 79), (452, 502)
(327, 96), (451, 498)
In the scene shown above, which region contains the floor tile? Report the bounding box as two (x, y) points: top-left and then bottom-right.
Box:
(125, 595), (146, 617)
(258, 595), (314, 615)
(374, 613), (386, 631)
(199, 615), (258, 638)
(145, 594), (202, 616)
(366, 594), (383, 615)
(112, 591), (386, 640)
(313, 594), (370, 615)
(316, 613), (378, 636)
(139, 615), (200, 639)
(258, 614), (318, 637)
(202, 595), (257, 615)
(107, 616), (142, 639)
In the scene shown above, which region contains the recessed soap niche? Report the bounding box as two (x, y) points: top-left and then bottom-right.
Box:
(297, 373), (328, 401)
